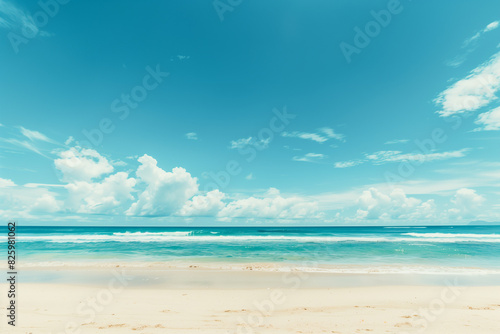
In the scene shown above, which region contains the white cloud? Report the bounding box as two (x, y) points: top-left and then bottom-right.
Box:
(385, 139), (409, 145)
(292, 153), (326, 163)
(474, 106), (500, 131)
(0, 184), (61, 217)
(177, 55), (190, 60)
(31, 194), (62, 213)
(245, 173), (254, 180)
(230, 136), (270, 149)
(448, 188), (485, 218)
(334, 160), (363, 168)
(355, 187), (436, 220)
(185, 132), (198, 140)
(0, 178), (16, 187)
(447, 21), (500, 68)
(318, 127), (345, 141)
(436, 51), (500, 116)
(334, 149), (468, 168)
(19, 127), (53, 143)
(178, 190), (225, 216)
(218, 188), (318, 219)
(463, 21), (500, 47)
(485, 21), (500, 32)
(282, 131), (328, 143)
(1, 138), (46, 156)
(54, 147), (114, 182)
(365, 149), (469, 164)
(64, 136), (75, 145)
(65, 172), (136, 214)
(126, 155), (198, 216)
(281, 127), (345, 143)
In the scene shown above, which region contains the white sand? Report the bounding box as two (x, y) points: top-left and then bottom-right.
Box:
(2, 283), (500, 333)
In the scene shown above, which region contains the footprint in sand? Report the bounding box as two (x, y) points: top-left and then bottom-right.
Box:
(395, 322), (412, 328)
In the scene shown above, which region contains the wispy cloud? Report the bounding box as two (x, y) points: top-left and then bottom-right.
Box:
(463, 20), (499, 47)
(230, 136), (270, 149)
(334, 149), (469, 168)
(365, 149), (469, 164)
(281, 127), (345, 143)
(185, 132), (198, 140)
(292, 153), (326, 163)
(446, 20), (500, 68)
(334, 160), (363, 168)
(474, 106), (500, 131)
(0, 1), (49, 37)
(436, 51), (500, 117)
(384, 139), (409, 145)
(1, 138), (46, 157)
(0, 126), (58, 157)
(20, 127), (54, 143)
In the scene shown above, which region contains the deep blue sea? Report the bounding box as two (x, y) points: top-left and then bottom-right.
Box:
(9, 225), (500, 274)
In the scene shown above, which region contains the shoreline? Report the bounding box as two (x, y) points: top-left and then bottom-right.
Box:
(15, 266), (500, 289)
(14, 260), (500, 274)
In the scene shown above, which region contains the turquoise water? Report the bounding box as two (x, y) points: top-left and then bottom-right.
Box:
(8, 225), (500, 273)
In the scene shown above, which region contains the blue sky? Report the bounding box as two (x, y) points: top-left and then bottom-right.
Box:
(1, 0), (500, 225)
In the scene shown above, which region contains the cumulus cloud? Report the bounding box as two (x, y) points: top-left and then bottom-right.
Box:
(448, 188), (485, 218)
(474, 106), (500, 131)
(178, 190), (225, 216)
(31, 193), (62, 213)
(65, 172), (136, 214)
(126, 155), (198, 216)
(0, 185), (61, 217)
(436, 51), (500, 116)
(355, 188), (436, 220)
(0, 178), (16, 187)
(54, 147), (114, 182)
(218, 188), (318, 219)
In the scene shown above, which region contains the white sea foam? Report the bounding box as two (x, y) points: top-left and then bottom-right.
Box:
(403, 233), (500, 239)
(113, 231), (193, 236)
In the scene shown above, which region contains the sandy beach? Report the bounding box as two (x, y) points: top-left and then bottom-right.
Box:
(3, 269), (500, 333)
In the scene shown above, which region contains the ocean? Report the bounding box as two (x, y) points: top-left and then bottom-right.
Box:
(10, 225), (500, 275)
